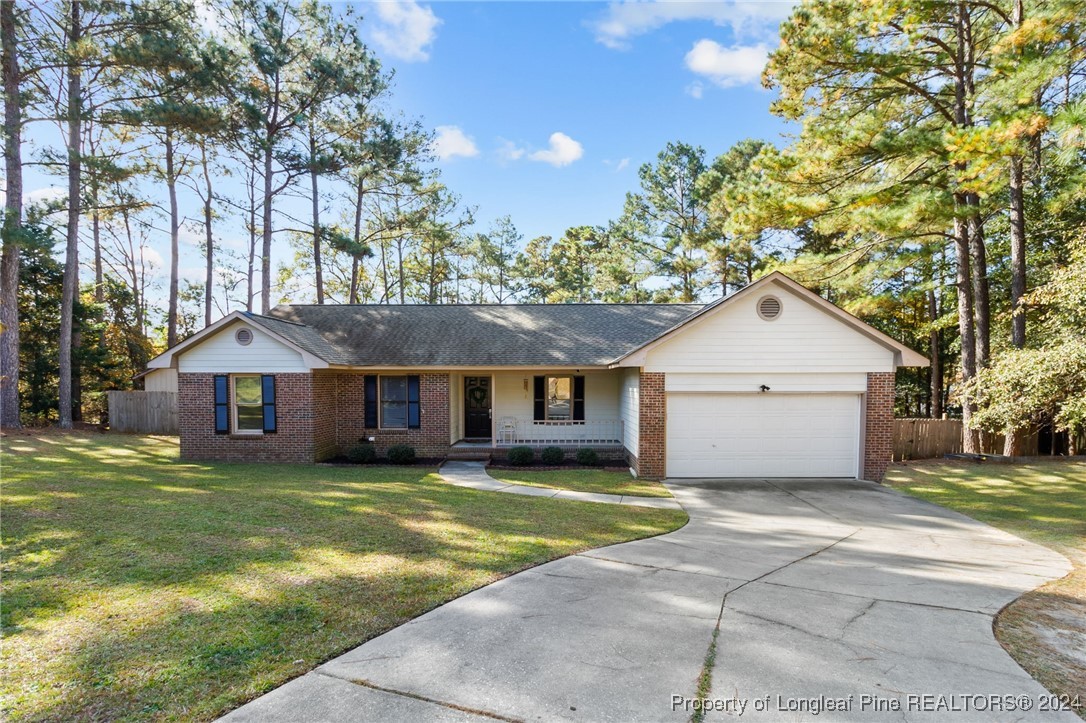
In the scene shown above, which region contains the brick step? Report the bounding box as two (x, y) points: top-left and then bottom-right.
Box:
(446, 449), (493, 462)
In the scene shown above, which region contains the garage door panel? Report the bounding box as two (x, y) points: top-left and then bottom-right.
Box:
(666, 393), (859, 478)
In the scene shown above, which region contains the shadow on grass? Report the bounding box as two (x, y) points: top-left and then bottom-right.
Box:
(2, 433), (685, 721)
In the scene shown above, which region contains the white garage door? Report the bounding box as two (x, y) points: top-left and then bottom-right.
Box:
(666, 393), (861, 478)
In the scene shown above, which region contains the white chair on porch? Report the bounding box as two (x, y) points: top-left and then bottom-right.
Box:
(498, 416), (518, 444)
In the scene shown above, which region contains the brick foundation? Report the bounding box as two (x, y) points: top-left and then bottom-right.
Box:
(863, 372), (895, 482)
(637, 371), (666, 478)
(179, 372), (319, 464)
(331, 372), (451, 458)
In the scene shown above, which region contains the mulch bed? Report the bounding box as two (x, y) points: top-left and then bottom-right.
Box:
(487, 463), (630, 472)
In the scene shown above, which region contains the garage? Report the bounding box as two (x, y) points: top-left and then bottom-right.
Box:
(666, 392), (861, 478)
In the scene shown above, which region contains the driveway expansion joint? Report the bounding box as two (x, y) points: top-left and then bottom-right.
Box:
(314, 671), (521, 723)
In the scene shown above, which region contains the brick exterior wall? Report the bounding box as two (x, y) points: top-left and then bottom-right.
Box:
(312, 372), (338, 461)
(637, 371), (666, 479)
(863, 372), (896, 482)
(179, 372), (318, 464)
(333, 372), (451, 458)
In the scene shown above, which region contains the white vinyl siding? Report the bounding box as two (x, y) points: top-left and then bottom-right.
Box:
(490, 371), (620, 442)
(142, 368), (178, 392)
(666, 393), (861, 478)
(644, 282), (896, 374)
(177, 323), (308, 373)
(619, 368), (639, 456)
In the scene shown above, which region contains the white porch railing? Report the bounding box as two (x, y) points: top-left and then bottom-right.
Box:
(498, 418), (624, 446)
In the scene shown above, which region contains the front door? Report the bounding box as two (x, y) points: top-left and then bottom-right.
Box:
(464, 376), (491, 438)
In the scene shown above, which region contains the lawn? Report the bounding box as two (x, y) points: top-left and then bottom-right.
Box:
(0, 433), (686, 722)
(886, 459), (1086, 715)
(487, 467), (673, 498)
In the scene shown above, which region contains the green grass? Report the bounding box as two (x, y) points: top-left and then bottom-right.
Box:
(0, 433), (686, 722)
(487, 468), (673, 498)
(886, 459), (1086, 717)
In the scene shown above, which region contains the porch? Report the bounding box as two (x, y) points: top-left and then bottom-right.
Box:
(454, 418), (625, 447)
(448, 370), (635, 450)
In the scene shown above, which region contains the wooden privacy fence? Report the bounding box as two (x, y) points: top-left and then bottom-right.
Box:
(107, 391), (179, 434)
(892, 418), (1014, 460)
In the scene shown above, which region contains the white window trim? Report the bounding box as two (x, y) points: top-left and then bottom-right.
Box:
(378, 374), (410, 430)
(545, 374), (573, 422)
(232, 374), (264, 436)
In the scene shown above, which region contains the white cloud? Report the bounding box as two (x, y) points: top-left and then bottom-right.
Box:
(591, 0), (794, 50)
(141, 245), (164, 271)
(685, 81), (704, 99)
(528, 132), (584, 167)
(684, 39), (768, 88)
(25, 186), (68, 207)
(496, 139), (526, 163)
(432, 125), (479, 161)
(615, 157), (630, 172)
(369, 0), (441, 62)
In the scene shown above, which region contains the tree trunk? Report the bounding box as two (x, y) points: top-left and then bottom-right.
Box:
(58, 0), (82, 429)
(92, 181), (101, 303)
(928, 288), (942, 419)
(1008, 163), (1028, 349)
(201, 142), (214, 328)
(1, 0), (22, 429)
(350, 177), (363, 304)
(71, 329), (82, 422)
(246, 161), (256, 312)
(310, 125), (323, 304)
(165, 130), (179, 347)
(261, 143), (273, 313)
(966, 199), (990, 368)
(1004, 0), (1029, 457)
(954, 215), (979, 453)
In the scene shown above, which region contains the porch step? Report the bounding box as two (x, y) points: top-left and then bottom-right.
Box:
(446, 448), (493, 462)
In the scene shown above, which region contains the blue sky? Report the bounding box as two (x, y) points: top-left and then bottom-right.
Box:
(382, 1), (796, 242)
(19, 1), (798, 310)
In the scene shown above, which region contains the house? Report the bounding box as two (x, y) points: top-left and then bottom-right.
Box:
(145, 272), (926, 480)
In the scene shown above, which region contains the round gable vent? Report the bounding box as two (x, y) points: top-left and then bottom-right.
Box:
(757, 295), (782, 321)
(235, 327), (254, 346)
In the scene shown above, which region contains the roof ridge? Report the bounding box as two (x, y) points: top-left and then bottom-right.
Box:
(276, 302), (706, 308)
(243, 311), (308, 327)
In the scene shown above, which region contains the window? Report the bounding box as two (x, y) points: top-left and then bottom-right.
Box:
(534, 375), (585, 422)
(215, 375), (276, 435)
(233, 376), (264, 433)
(367, 375), (421, 429)
(381, 376), (408, 428)
(547, 376), (572, 420)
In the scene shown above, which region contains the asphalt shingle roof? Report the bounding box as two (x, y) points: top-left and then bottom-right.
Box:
(245, 304), (705, 367)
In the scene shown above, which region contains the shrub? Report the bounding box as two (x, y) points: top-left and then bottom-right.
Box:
(387, 444), (416, 465)
(540, 446), (564, 465)
(346, 443), (376, 464)
(507, 446), (534, 466)
(575, 448), (600, 466)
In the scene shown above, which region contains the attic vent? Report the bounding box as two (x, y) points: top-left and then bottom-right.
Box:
(757, 295), (782, 321)
(235, 327), (254, 346)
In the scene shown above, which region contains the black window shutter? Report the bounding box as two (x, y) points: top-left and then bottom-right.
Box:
(533, 376), (546, 421)
(364, 375), (378, 428)
(214, 375), (229, 434)
(407, 375), (421, 429)
(261, 375), (277, 433)
(573, 375), (585, 421)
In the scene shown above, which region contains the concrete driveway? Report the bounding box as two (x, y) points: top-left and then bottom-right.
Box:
(222, 479), (1075, 722)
